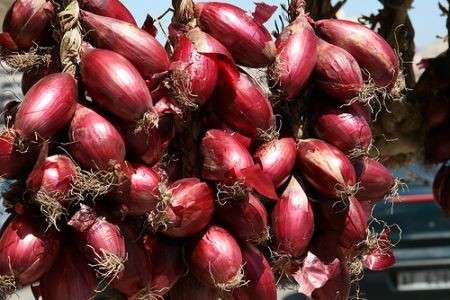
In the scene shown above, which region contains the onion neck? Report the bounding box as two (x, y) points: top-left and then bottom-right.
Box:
(289, 0), (306, 21)
(172, 0), (197, 29)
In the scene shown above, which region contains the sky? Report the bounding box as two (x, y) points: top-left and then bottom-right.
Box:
(122, 0), (447, 49)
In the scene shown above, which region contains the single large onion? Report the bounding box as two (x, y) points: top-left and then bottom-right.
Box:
(426, 126), (450, 163)
(68, 205), (127, 283)
(189, 225), (243, 290)
(312, 104), (372, 156)
(80, 48), (157, 126)
(314, 39), (363, 102)
(233, 243), (277, 300)
(80, 11), (169, 84)
(33, 246), (97, 300)
(216, 193), (269, 244)
(0, 215), (60, 296)
(212, 61), (274, 138)
(354, 157), (396, 202)
(296, 139), (357, 200)
(170, 275), (219, 300)
(68, 105), (125, 171)
(14, 73), (77, 141)
(433, 164), (450, 214)
(0, 130), (38, 179)
(254, 138), (297, 188)
(79, 0), (136, 24)
(1, 0), (55, 49)
(315, 19), (399, 88)
(195, 2), (276, 67)
(270, 7), (317, 100)
(272, 177), (314, 257)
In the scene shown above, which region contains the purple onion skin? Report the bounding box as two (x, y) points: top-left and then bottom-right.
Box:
(313, 104), (372, 155)
(272, 177), (314, 257)
(0, 130), (38, 179)
(314, 39), (363, 102)
(233, 243), (277, 300)
(354, 157), (395, 202)
(79, 0), (137, 25)
(315, 19), (399, 88)
(0, 215), (60, 287)
(80, 48), (154, 123)
(14, 73), (77, 141)
(272, 16), (318, 100)
(170, 275), (219, 300)
(296, 139), (357, 199)
(195, 2), (275, 68)
(2, 0), (55, 49)
(80, 10), (169, 79)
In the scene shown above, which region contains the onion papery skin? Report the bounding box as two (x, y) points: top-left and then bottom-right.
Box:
(354, 157), (395, 202)
(433, 164), (450, 214)
(170, 275), (219, 300)
(195, 2), (275, 67)
(318, 197), (368, 250)
(312, 104), (372, 155)
(254, 138), (296, 188)
(79, 0), (136, 24)
(143, 235), (186, 296)
(315, 19), (399, 88)
(0, 130), (37, 179)
(314, 39), (363, 102)
(201, 129), (254, 182)
(296, 139), (357, 199)
(33, 246), (97, 300)
(162, 178), (215, 238)
(311, 259), (351, 300)
(80, 48), (155, 123)
(112, 225), (152, 297)
(189, 225), (243, 289)
(0, 215), (60, 288)
(272, 177), (314, 257)
(14, 73), (77, 141)
(271, 15), (318, 100)
(212, 61), (274, 138)
(170, 34), (219, 107)
(119, 165), (160, 216)
(426, 126), (450, 163)
(80, 11), (169, 83)
(2, 0), (55, 49)
(233, 243), (277, 300)
(216, 193), (269, 243)
(68, 105), (125, 171)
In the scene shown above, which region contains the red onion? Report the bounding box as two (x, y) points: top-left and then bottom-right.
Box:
(80, 48), (157, 126)
(272, 177), (314, 257)
(233, 243), (277, 300)
(151, 178), (214, 238)
(351, 101), (372, 123)
(79, 0), (136, 25)
(68, 105), (125, 171)
(254, 138), (296, 188)
(270, 9), (317, 100)
(68, 205), (127, 282)
(296, 139), (357, 200)
(189, 225), (243, 290)
(21, 53), (60, 94)
(170, 275), (219, 300)
(118, 165), (160, 216)
(433, 164), (450, 214)
(33, 246), (97, 300)
(0, 130), (37, 179)
(314, 39), (363, 102)
(1, 0), (55, 50)
(0, 215), (60, 296)
(14, 73), (77, 141)
(354, 157), (396, 202)
(426, 126), (450, 163)
(318, 197), (368, 250)
(363, 228), (396, 271)
(195, 2), (276, 67)
(143, 235), (186, 297)
(216, 193), (269, 244)
(212, 61), (274, 138)
(26, 154), (78, 226)
(315, 19), (399, 88)
(311, 259), (350, 300)
(312, 104), (372, 156)
(169, 30), (220, 108)
(80, 11), (169, 84)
